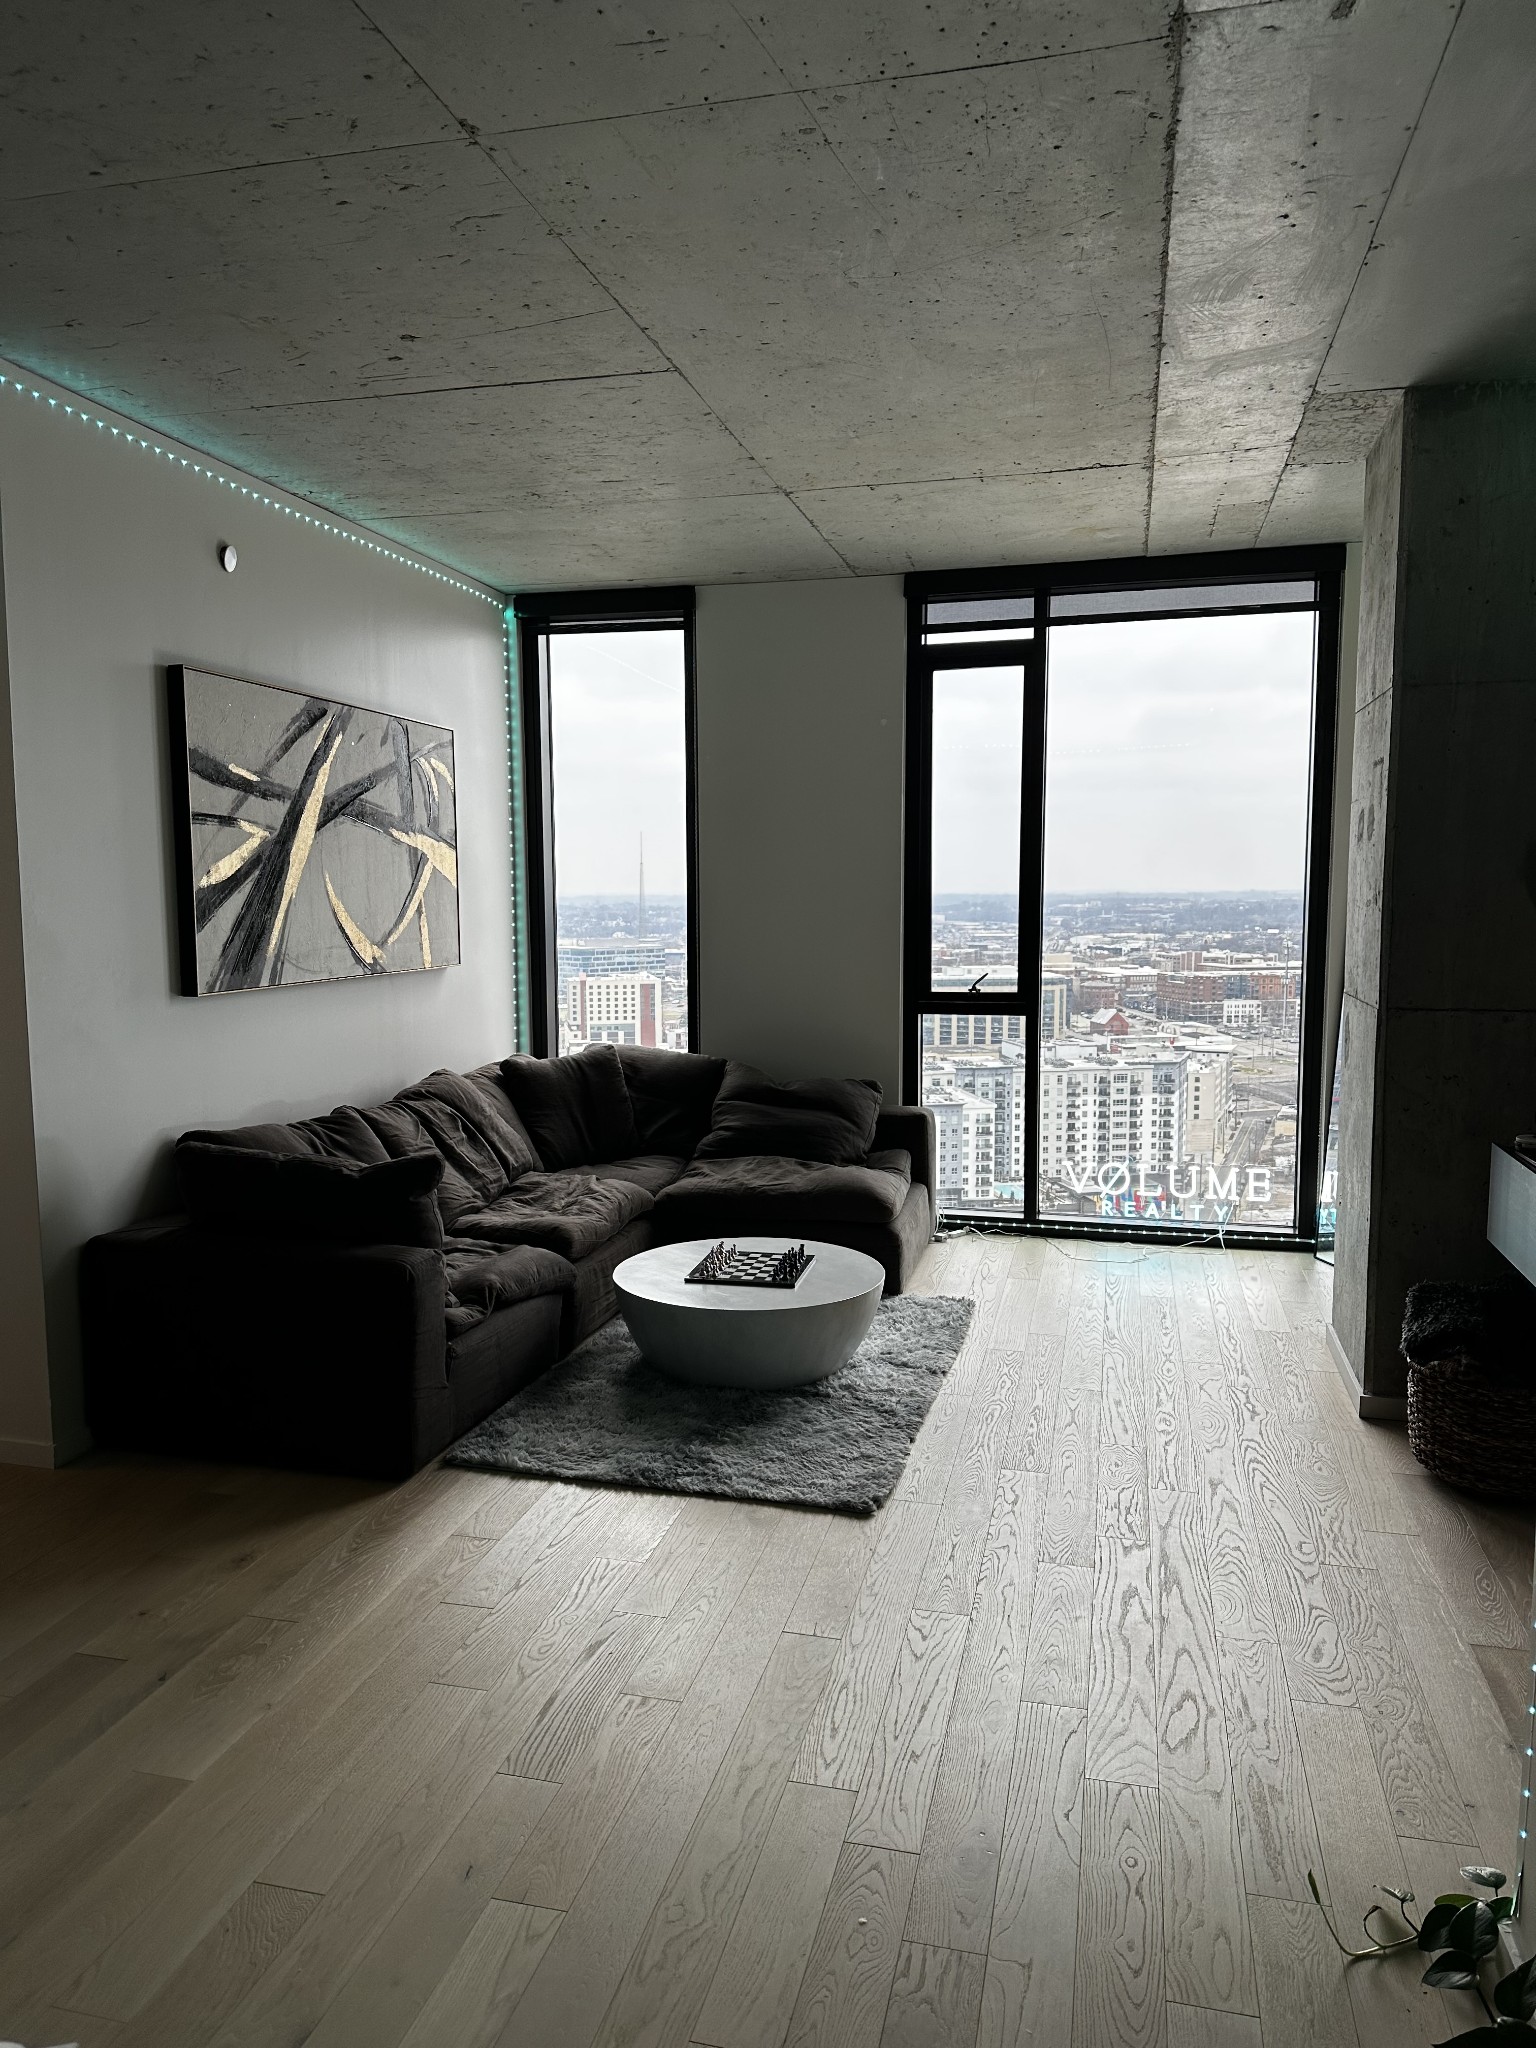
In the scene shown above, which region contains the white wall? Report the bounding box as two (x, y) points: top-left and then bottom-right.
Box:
(695, 577), (905, 1095)
(0, 365), (513, 1463)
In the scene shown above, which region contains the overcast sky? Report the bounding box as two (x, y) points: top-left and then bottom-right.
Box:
(935, 611), (1318, 897)
(548, 610), (1317, 900)
(548, 628), (687, 896)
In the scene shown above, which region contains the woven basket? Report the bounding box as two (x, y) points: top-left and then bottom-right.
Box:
(1406, 1353), (1536, 1499)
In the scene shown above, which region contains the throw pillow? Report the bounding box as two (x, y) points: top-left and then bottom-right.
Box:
(693, 1063), (882, 1165)
(499, 1043), (641, 1169)
(614, 1046), (726, 1156)
(175, 1141), (445, 1248)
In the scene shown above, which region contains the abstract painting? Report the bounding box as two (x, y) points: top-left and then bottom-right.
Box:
(168, 665), (460, 996)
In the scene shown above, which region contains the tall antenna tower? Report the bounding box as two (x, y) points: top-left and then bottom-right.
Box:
(637, 831), (646, 943)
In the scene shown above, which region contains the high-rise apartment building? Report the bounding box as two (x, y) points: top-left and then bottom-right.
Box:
(928, 1087), (995, 1207)
(1037, 1046), (1188, 1187)
(568, 973), (662, 1047)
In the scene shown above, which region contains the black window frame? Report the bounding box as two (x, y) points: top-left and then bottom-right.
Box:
(903, 544), (1344, 1250)
(513, 586), (699, 1058)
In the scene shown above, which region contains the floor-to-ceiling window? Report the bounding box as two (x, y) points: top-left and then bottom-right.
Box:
(904, 552), (1341, 1244)
(514, 589), (697, 1056)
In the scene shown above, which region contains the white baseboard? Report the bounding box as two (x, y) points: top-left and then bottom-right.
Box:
(1325, 1322), (1409, 1421)
(0, 1434), (57, 1468)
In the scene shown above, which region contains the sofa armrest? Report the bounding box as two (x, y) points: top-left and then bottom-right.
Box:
(873, 1105), (935, 1195)
(81, 1218), (451, 1479)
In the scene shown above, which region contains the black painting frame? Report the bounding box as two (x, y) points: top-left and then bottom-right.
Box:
(512, 588), (699, 1058)
(903, 544), (1344, 1250)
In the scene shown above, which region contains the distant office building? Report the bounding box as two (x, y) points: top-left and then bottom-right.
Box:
(556, 941), (667, 1002)
(929, 1087), (995, 1206)
(1223, 998), (1263, 1028)
(1040, 974), (1071, 1039)
(1184, 1054), (1233, 1158)
(568, 973), (661, 1047)
(925, 1013), (1025, 1050)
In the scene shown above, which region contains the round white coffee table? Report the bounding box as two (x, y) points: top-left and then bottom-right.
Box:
(612, 1237), (885, 1389)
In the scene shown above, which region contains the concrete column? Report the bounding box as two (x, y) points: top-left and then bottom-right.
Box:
(1333, 384), (1536, 1407)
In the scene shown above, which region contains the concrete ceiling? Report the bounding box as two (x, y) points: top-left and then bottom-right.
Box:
(2, 0), (1532, 588)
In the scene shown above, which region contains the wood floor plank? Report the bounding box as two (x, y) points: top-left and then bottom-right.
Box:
(1018, 1560), (1090, 1708)
(1215, 1636), (1324, 1903)
(1248, 1896), (1353, 2048)
(588, 1630), (838, 2048)
(784, 1514), (884, 1640)
(108, 1882), (321, 2048)
(1166, 2005), (1262, 2048)
(1072, 1778), (1164, 2048)
(879, 1941), (986, 2048)
(617, 1495), (736, 1617)
(0, 1769), (189, 1952)
(781, 1842), (917, 2048)
(905, 1473), (1038, 1953)
(792, 1501), (940, 1792)
(986, 1703), (1082, 2044)
(397, 1900), (562, 2048)
(1003, 1334), (1062, 1475)
(1153, 1490), (1253, 2016)
(1086, 1485), (1158, 1787)
(1192, 1396), (1276, 1646)
(1393, 1477), (1524, 1648)
(1039, 1380), (1102, 1571)
(1258, 1541), (1354, 1710)
(625, 1509), (775, 1701)
(492, 1509), (826, 2048)
(848, 1609), (970, 1854)
(501, 1608), (660, 1780)
(692, 1780), (855, 2048)
(1324, 1565), (1476, 1842)
(305, 1773), (559, 2048)
(916, 1338), (1023, 1616)
(1292, 1701), (1410, 1916)
(497, 1695), (676, 1910)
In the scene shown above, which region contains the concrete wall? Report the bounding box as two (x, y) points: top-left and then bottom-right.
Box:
(695, 577), (906, 1096)
(0, 365), (512, 1464)
(1333, 384), (1536, 1402)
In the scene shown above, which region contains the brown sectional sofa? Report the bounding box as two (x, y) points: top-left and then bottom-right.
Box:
(81, 1045), (935, 1480)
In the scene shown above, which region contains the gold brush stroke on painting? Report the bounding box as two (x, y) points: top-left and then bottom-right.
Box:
(383, 857), (435, 950)
(388, 828), (457, 888)
(264, 721), (345, 975)
(418, 901), (432, 970)
(324, 876), (387, 969)
(227, 762), (260, 783)
(198, 820), (269, 890)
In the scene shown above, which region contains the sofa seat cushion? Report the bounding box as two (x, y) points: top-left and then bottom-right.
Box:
(442, 1241), (575, 1336)
(693, 1064), (883, 1166)
(652, 1149), (913, 1229)
(499, 1044), (641, 1169)
(589, 1155), (690, 1197)
(455, 1170), (655, 1261)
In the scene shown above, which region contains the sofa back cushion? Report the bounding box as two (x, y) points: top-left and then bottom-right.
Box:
(499, 1044), (641, 1169)
(188, 1104), (390, 1165)
(693, 1063), (882, 1166)
(175, 1142), (444, 1247)
(357, 1071), (537, 1230)
(615, 1046), (726, 1156)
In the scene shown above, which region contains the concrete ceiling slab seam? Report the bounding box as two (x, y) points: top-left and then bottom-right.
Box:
(0, 138), (667, 427)
(210, 369), (784, 524)
(1148, 0), (1459, 552)
(367, 488), (852, 589)
(488, 37), (1175, 497)
(787, 465), (1150, 573)
(1320, 0), (1536, 391)
(0, 0), (459, 201)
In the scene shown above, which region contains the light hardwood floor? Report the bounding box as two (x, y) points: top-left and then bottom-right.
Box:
(0, 1237), (1530, 2048)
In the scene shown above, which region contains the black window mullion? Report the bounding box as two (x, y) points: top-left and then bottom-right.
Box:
(1021, 629), (1048, 1225)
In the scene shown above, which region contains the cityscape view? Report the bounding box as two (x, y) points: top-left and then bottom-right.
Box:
(555, 891), (690, 1055)
(923, 889), (1306, 1233)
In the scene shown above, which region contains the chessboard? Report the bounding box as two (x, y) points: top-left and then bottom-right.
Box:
(683, 1241), (815, 1289)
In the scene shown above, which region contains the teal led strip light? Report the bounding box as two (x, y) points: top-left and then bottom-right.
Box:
(0, 369), (501, 610)
(504, 609), (531, 1051)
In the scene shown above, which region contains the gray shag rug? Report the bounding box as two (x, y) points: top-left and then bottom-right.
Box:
(444, 1293), (974, 1515)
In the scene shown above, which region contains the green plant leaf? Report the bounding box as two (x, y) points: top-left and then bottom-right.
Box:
(1496, 1957), (1536, 2022)
(1420, 1903), (1465, 1950)
(1438, 1894), (1479, 1910)
(1462, 1867), (1509, 1893)
(1493, 1896), (1518, 1922)
(1423, 1952), (1480, 1989)
(1447, 1900), (1501, 1959)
